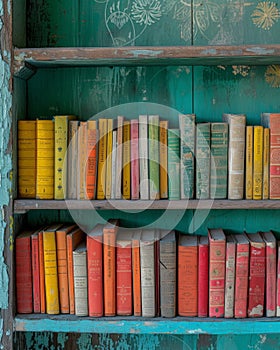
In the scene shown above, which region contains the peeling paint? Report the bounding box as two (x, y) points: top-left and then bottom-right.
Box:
(246, 47), (275, 55)
(127, 49), (164, 58)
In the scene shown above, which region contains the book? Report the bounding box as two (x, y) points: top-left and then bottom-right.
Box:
(159, 120), (169, 199)
(178, 234), (198, 316)
(261, 231), (276, 317)
(87, 224), (104, 317)
(115, 116), (124, 199)
(148, 115), (160, 200)
(198, 235), (209, 317)
(31, 229), (42, 313)
(277, 241), (280, 316)
(17, 120), (36, 198)
(86, 120), (98, 200)
(16, 230), (33, 313)
(43, 224), (62, 314)
(132, 229), (142, 316)
(253, 126), (264, 200)
(96, 118), (108, 199)
(210, 122), (228, 199)
(167, 129), (180, 200)
(77, 121), (87, 199)
(179, 113), (195, 199)
(38, 230), (46, 313)
(66, 227), (85, 314)
(234, 233), (249, 318)
(246, 232), (265, 317)
(105, 119), (113, 199)
(140, 229), (156, 317)
(208, 228), (226, 317)
(73, 241), (88, 316)
(55, 224), (77, 314)
(159, 230), (176, 318)
(224, 234), (236, 318)
(36, 119), (54, 199)
(196, 122), (210, 199)
(116, 229), (133, 316)
(131, 119), (140, 200)
(111, 130), (117, 199)
(103, 219), (119, 316)
(54, 115), (76, 199)
(262, 127), (270, 199)
(154, 229), (161, 317)
(122, 120), (131, 199)
(139, 115), (149, 199)
(67, 120), (79, 199)
(245, 126), (253, 199)
(222, 113), (246, 199)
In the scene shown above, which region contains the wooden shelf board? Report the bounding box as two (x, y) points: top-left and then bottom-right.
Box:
(13, 199), (280, 213)
(14, 315), (280, 334)
(13, 45), (280, 76)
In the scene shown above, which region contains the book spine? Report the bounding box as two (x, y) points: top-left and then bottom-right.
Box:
(115, 116), (124, 199)
(31, 234), (41, 313)
(73, 247), (88, 316)
(210, 123), (228, 199)
(131, 119), (140, 200)
(262, 128), (270, 199)
(86, 121), (98, 200)
(139, 115), (149, 200)
(245, 126), (253, 199)
(122, 120), (131, 199)
(116, 241), (132, 315)
(148, 115), (160, 200)
(167, 129), (180, 200)
(132, 237), (141, 316)
(198, 240), (209, 317)
(196, 123), (210, 199)
(277, 242), (280, 316)
(224, 239), (236, 318)
(97, 118), (108, 199)
(159, 120), (169, 199)
(179, 114), (195, 199)
(159, 239), (176, 317)
(56, 232), (69, 314)
(105, 119), (113, 199)
(16, 236), (33, 313)
(111, 130), (117, 199)
(77, 122), (87, 200)
(87, 234), (103, 317)
(67, 121), (79, 199)
(265, 239), (277, 317)
(38, 231), (46, 313)
(270, 114), (280, 198)
(253, 126), (264, 200)
(43, 231), (60, 314)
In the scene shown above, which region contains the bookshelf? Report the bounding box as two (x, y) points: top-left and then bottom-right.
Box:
(8, 0), (280, 348)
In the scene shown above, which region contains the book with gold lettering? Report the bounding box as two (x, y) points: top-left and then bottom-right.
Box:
(96, 118), (108, 199)
(263, 127), (270, 199)
(253, 126), (264, 200)
(148, 115), (160, 200)
(122, 120), (131, 199)
(245, 126), (253, 199)
(86, 120), (98, 200)
(77, 121), (87, 199)
(159, 120), (168, 199)
(105, 119), (114, 199)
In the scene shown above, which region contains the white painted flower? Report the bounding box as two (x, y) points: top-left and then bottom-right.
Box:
(131, 0), (162, 26)
(265, 65), (280, 88)
(252, 2), (280, 30)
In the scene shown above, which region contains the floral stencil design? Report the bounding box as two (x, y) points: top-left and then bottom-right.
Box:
(265, 65), (280, 87)
(232, 65), (251, 77)
(131, 0), (162, 26)
(252, 2), (280, 30)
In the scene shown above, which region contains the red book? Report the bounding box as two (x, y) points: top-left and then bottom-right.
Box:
(132, 229), (142, 316)
(16, 230), (33, 313)
(103, 219), (119, 316)
(31, 229), (42, 313)
(246, 232), (265, 317)
(198, 235), (209, 317)
(261, 231), (277, 317)
(86, 122), (98, 199)
(38, 230), (46, 313)
(116, 229), (133, 316)
(234, 233), (249, 318)
(277, 241), (280, 316)
(131, 119), (140, 200)
(224, 234), (236, 318)
(208, 228), (226, 318)
(178, 234), (198, 316)
(87, 224), (103, 317)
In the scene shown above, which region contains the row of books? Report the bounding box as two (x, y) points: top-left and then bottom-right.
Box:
(17, 112), (280, 201)
(16, 220), (280, 318)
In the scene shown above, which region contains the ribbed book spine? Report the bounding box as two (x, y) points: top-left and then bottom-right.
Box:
(253, 126), (264, 200)
(73, 242), (88, 316)
(167, 129), (180, 200)
(148, 115), (160, 200)
(196, 123), (210, 199)
(245, 126), (253, 199)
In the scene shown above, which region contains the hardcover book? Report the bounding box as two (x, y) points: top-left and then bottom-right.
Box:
(245, 126), (253, 199)
(115, 116), (124, 199)
(224, 234), (236, 318)
(253, 126), (264, 200)
(159, 120), (169, 199)
(132, 229), (142, 316)
(67, 120), (79, 199)
(139, 115), (149, 199)
(73, 241), (88, 316)
(86, 120), (98, 200)
(277, 241), (280, 316)
(131, 119), (140, 200)
(167, 129), (180, 200)
(38, 230), (46, 313)
(198, 235), (209, 317)
(122, 120), (131, 199)
(77, 121), (88, 199)
(196, 122), (210, 199)
(262, 128), (270, 199)
(31, 229), (42, 313)
(96, 118), (108, 199)
(148, 115), (160, 200)
(105, 119), (114, 199)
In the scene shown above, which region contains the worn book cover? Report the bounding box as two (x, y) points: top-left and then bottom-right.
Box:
(131, 119), (140, 200)
(198, 235), (209, 317)
(253, 126), (264, 200)
(196, 122), (210, 199)
(132, 229), (142, 316)
(167, 129), (180, 200)
(96, 118), (108, 199)
(148, 115), (160, 200)
(122, 120), (131, 199)
(86, 120), (98, 200)
(73, 241), (88, 316)
(224, 234), (236, 318)
(139, 115), (149, 199)
(245, 126), (253, 199)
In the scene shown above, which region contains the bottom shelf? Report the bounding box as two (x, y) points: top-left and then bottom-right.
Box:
(14, 315), (280, 334)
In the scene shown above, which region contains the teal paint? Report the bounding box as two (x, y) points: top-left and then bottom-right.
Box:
(57, 333), (68, 349)
(76, 334), (92, 350)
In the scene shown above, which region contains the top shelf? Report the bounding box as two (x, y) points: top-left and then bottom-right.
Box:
(13, 45), (280, 77)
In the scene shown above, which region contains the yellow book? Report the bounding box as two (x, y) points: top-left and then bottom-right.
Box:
(36, 119), (54, 199)
(105, 119), (114, 199)
(97, 118), (108, 199)
(253, 125), (264, 200)
(43, 224), (62, 314)
(159, 120), (169, 199)
(263, 127), (270, 199)
(77, 122), (87, 200)
(54, 115), (76, 199)
(122, 120), (131, 199)
(245, 126), (253, 199)
(67, 120), (80, 199)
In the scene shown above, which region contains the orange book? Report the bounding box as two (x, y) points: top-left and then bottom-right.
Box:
(132, 229), (142, 316)
(103, 219), (119, 316)
(86, 120), (98, 199)
(38, 230), (46, 313)
(178, 234), (198, 316)
(66, 227), (85, 314)
(56, 224), (77, 314)
(31, 228), (44, 313)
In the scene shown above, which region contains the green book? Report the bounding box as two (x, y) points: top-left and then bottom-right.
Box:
(149, 115), (160, 200)
(210, 123), (228, 199)
(196, 123), (210, 199)
(168, 129), (180, 200)
(179, 114), (195, 199)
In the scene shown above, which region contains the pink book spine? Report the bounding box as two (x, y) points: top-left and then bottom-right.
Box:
(277, 242), (280, 316)
(131, 119), (139, 200)
(198, 238), (209, 317)
(266, 242), (277, 317)
(224, 237), (236, 318)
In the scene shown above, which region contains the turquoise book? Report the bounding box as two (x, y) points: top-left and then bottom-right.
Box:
(168, 129), (180, 200)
